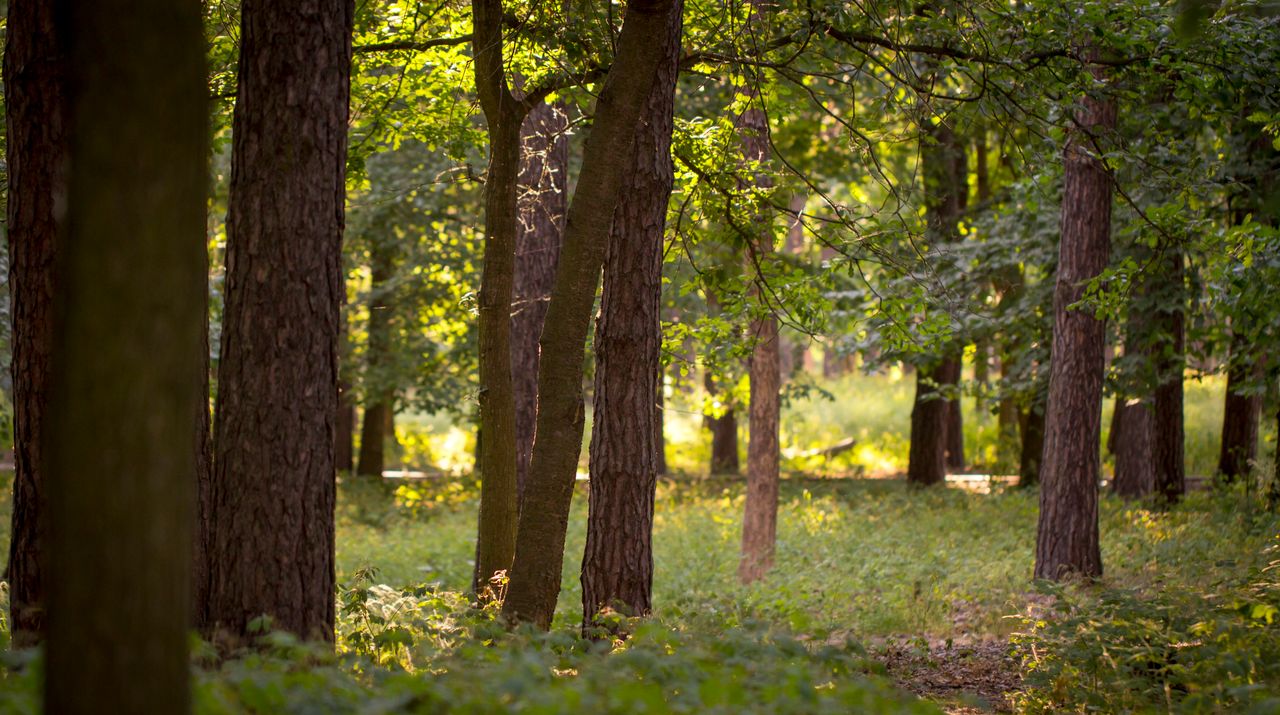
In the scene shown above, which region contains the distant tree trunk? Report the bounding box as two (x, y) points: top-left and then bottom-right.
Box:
(1034, 59), (1114, 581)
(4, 0), (65, 647)
(1152, 251), (1186, 504)
(358, 243), (395, 477)
(581, 2), (682, 624)
(996, 268), (1025, 469)
(1218, 334), (1262, 482)
(191, 291), (214, 631)
(512, 99), (568, 503)
(206, 0), (353, 642)
(470, 0), (524, 598)
(941, 357), (965, 471)
(335, 314), (355, 473)
(778, 194), (807, 380)
(705, 369), (740, 475)
(1110, 398), (1154, 498)
(45, 0), (205, 708)
(908, 363), (948, 486)
(655, 383), (668, 476)
(502, 0), (678, 629)
(1018, 394), (1046, 487)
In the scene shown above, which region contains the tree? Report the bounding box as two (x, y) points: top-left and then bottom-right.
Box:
(512, 99), (568, 502)
(1151, 250), (1186, 504)
(205, 0), (354, 642)
(581, 0), (683, 623)
(44, 0), (205, 708)
(4, 0), (64, 647)
(1034, 54), (1115, 581)
(357, 238), (396, 477)
(503, 0), (679, 629)
(1218, 335), (1263, 482)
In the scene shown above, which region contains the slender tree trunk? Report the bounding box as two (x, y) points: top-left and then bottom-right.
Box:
(1034, 59), (1114, 581)
(581, 2), (682, 624)
(1152, 251), (1186, 504)
(778, 194), (807, 380)
(705, 369), (740, 474)
(1111, 398), (1154, 498)
(357, 244), (395, 477)
(941, 357), (965, 471)
(1019, 395), (1046, 487)
(996, 268), (1025, 469)
(45, 0), (205, 709)
(335, 314), (355, 473)
(502, 0), (678, 629)
(3, 0), (64, 647)
(655, 382), (668, 476)
(512, 100), (568, 503)
(470, 0), (524, 598)
(206, 0), (353, 642)
(1218, 334), (1262, 482)
(908, 363), (948, 486)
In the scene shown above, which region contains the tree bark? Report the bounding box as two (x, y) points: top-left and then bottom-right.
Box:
(705, 370), (741, 474)
(941, 357), (965, 471)
(1218, 333), (1262, 482)
(1034, 60), (1114, 581)
(512, 99), (568, 503)
(357, 243), (395, 477)
(470, 0), (524, 598)
(1018, 394), (1046, 487)
(502, 0), (678, 629)
(3, 0), (65, 647)
(1110, 398), (1154, 498)
(335, 313), (356, 473)
(581, 1), (682, 624)
(206, 0), (353, 642)
(45, 0), (205, 709)
(908, 363), (948, 486)
(1152, 251), (1186, 504)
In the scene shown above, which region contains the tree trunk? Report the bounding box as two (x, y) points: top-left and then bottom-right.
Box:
(581, 2), (682, 624)
(358, 243), (395, 477)
(705, 369), (741, 475)
(655, 382), (668, 476)
(335, 313), (355, 473)
(996, 268), (1025, 469)
(45, 0), (205, 708)
(470, 0), (523, 598)
(1152, 251), (1186, 504)
(1218, 334), (1262, 482)
(502, 0), (679, 629)
(1018, 395), (1046, 487)
(512, 99), (568, 503)
(908, 363), (948, 486)
(206, 0), (353, 642)
(1111, 398), (1154, 498)
(4, 0), (65, 647)
(941, 357), (965, 471)
(1034, 61), (1114, 581)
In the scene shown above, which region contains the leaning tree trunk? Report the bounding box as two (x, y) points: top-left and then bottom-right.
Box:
(580, 1), (682, 624)
(737, 33), (781, 584)
(502, 0), (678, 630)
(1152, 250), (1186, 504)
(469, 0), (525, 598)
(357, 242), (395, 477)
(4, 0), (65, 647)
(206, 0), (353, 642)
(1218, 333), (1262, 482)
(1034, 60), (1114, 581)
(512, 99), (568, 503)
(45, 0), (205, 708)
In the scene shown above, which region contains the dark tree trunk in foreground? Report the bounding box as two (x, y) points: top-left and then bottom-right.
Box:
(45, 0), (205, 709)
(206, 0), (353, 642)
(738, 30), (781, 584)
(1111, 398), (1154, 498)
(1152, 251), (1186, 504)
(513, 99), (568, 503)
(1034, 64), (1114, 581)
(358, 244), (395, 477)
(503, 0), (678, 629)
(1018, 395), (1046, 486)
(470, 0), (524, 597)
(705, 370), (740, 474)
(581, 1), (682, 624)
(907, 363), (948, 486)
(1218, 334), (1262, 482)
(4, 0), (65, 647)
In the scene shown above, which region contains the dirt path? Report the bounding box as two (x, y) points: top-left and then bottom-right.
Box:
(875, 636), (1022, 713)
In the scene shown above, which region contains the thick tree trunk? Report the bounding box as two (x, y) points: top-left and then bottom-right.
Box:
(45, 0), (205, 709)
(1152, 251), (1186, 504)
(1218, 335), (1262, 482)
(908, 363), (948, 486)
(206, 0), (353, 642)
(581, 2), (682, 624)
(705, 370), (741, 474)
(502, 0), (678, 629)
(1111, 398), (1154, 498)
(1034, 64), (1114, 581)
(1018, 396), (1046, 487)
(4, 0), (65, 647)
(512, 100), (568, 503)
(358, 244), (395, 477)
(470, 0), (524, 598)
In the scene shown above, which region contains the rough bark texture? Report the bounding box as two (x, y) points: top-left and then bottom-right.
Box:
(1152, 252), (1186, 504)
(512, 100), (568, 503)
(581, 2), (682, 623)
(358, 244), (395, 477)
(471, 0), (523, 597)
(206, 0), (353, 642)
(1111, 398), (1154, 498)
(45, 0), (205, 708)
(4, 0), (64, 647)
(1034, 67), (1114, 581)
(502, 0), (678, 629)
(907, 363), (948, 486)
(1218, 334), (1262, 482)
